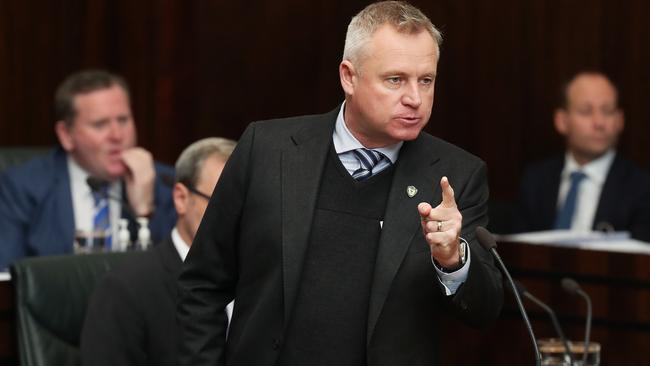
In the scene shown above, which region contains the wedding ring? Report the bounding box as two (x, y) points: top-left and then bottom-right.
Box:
(437, 220), (443, 232)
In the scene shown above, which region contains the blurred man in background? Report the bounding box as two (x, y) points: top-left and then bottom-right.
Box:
(0, 69), (176, 269)
(514, 71), (650, 241)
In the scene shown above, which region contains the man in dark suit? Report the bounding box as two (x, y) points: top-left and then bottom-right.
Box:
(80, 137), (236, 366)
(0, 70), (177, 269)
(178, 2), (503, 365)
(514, 71), (650, 241)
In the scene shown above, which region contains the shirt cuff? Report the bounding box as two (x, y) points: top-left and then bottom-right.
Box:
(432, 238), (471, 296)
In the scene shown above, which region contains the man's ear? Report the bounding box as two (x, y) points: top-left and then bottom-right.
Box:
(339, 60), (357, 96)
(55, 120), (74, 151)
(173, 183), (190, 216)
(554, 109), (569, 136)
(615, 109), (625, 134)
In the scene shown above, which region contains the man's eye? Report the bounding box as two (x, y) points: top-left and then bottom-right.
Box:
(420, 78), (433, 85)
(602, 107), (617, 116)
(387, 77), (401, 84)
(577, 108), (592, 116)
(92, 121), (108, 129)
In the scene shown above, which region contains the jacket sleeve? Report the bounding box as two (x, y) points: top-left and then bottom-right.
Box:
(446, 162), (504, 327)
(0, 171), (29, 270)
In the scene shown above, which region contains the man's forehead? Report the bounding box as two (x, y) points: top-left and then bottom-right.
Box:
(567, 76), (617, 105)
(363, 26), (439, 66)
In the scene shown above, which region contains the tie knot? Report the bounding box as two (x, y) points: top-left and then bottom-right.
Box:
(351, 148), (392, 181)
(91, 184), (109, 205)
(570, 171), (587, 183)
(353, 148), (386, 169)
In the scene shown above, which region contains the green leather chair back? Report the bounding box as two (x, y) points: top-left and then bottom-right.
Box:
(0, 147), (49, 173)
(10, 252), (132, 366)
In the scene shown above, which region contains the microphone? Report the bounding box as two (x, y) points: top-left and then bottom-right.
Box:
(475, 226), (542, 366)
(514, 280), (574, 365)
(561, 277), (592, 365)
(86, 177), (137, 220)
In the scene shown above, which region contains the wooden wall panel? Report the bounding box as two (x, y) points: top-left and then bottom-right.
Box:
(1, 0), (649, 200)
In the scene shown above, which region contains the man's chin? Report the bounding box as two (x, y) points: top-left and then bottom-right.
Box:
(102, 166), (127, 181)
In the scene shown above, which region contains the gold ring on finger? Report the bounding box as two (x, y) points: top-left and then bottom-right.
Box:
(437, 220), (443, 232)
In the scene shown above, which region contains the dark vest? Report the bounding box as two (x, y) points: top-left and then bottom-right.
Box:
(278, 147), (394, 366)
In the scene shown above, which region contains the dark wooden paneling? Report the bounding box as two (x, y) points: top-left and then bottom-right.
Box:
(1, 0), (649, 198)
(439, 241), (650, 365)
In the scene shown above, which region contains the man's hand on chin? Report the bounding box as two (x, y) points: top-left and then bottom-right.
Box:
(121, 147), (156, 217)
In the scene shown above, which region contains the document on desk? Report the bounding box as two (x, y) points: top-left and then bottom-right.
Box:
(0, 272), (10, 281)
(498, 230), (650, 255)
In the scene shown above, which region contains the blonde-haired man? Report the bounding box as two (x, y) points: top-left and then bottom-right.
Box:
(178, 2), (503, 365)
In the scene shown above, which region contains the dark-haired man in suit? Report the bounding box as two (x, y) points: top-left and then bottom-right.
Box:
(514, 71), (650, 241)
(0, 70), (176, 269)
(178, 2), (503, 365)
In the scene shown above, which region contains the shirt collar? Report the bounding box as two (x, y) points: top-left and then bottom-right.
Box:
(171, 227), (190, 262)
(332, 101), (402, 164)
(67, 155), (91, 195)
(563, 149), (616, 185)
(67, 154), (121, 197)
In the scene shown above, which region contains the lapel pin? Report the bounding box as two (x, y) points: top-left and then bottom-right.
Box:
(406, 186), (418, 198)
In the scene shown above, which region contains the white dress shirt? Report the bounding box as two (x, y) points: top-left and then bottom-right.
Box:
(67, 156), (121, 245)
(333, 103), (470, 295)
(557, 150), (615, 231)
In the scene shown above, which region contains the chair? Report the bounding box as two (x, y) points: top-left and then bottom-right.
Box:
(10, 252), (132, 366)
(0, 147), (50, 173)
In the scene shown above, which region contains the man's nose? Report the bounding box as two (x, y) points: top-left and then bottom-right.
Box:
(592, 112), (607, 130)
(402, 81), (422, 108)
(107, 120), (124, 140)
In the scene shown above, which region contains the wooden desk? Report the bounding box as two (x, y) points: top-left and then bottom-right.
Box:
(1, 242), (649, 365)
(440, 240), (650, 365)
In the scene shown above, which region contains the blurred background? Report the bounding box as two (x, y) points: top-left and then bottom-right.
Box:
(1, 0), (649, 205)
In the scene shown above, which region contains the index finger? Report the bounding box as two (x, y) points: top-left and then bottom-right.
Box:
(440, 176), (456, 208)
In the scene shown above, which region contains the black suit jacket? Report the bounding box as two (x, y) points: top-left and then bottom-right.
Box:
(80, 237), (182, 366)
(513, 154), (650, 241)
(178, 108), (503, 366)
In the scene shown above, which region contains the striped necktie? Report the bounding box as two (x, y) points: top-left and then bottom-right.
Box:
(92, 184), (112, 249)
(351, 148), (392, 181)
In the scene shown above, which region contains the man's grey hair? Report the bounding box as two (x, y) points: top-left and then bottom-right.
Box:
(343, 1), (442, 66)
(175, 137), (237, 188)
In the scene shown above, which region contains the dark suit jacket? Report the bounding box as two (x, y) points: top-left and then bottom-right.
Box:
(178, 108), (503, 366)
(513, 153), (650, 242)
(0, 148), (176, 269)
(80, 237), (182, 366)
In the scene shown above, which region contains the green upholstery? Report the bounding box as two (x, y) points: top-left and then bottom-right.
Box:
(10, 252), (132, 366)
(0, 147), (50, 172)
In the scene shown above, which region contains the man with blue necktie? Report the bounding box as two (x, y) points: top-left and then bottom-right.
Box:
(514, 71), (650, 241)
(177, 2), (503, 365)
(0, 70), (176, 269)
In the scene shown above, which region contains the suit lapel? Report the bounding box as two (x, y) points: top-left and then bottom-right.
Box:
(593, 154), (621, 229)
(281, 110), (337, 326)
(541, 158), (564, 228)
(366, 135), (440, 343)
